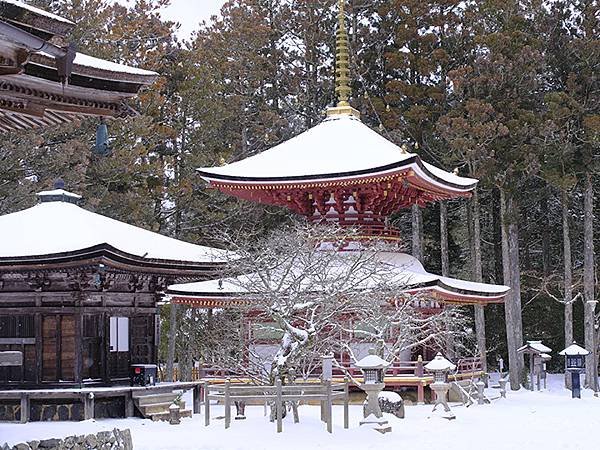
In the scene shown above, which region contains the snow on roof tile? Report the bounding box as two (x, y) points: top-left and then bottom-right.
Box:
(72, 52), (158, 77)
(0, 194), (233, 263)
(1, 0), (74, 25)
(167, 251), (509, 300)
(198, 115), (477, 190)
(518, 341), (552, 354)
(559, 344), (589, 356)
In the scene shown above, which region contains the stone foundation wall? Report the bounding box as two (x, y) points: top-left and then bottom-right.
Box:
(2, 428), (133, 450)
(0, 398), (125, 422)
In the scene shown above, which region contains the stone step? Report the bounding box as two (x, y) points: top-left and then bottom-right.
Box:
(138, 402), (172, 416)
(135, 393), (178, 406)
(149, 409), (192, 422)
(132, 389), (176, 399)
(137, 401), (187, 416)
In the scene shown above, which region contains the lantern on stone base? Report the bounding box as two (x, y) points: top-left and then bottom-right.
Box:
(559, 342), (589, 399)
(354, 348), (390, 427)
(425, 352), (456, 419)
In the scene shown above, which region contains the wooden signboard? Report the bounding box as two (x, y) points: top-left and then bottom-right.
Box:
(0, 351), (23, 367)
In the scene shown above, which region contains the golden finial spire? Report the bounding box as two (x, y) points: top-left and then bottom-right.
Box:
(327, 0), (360, 118)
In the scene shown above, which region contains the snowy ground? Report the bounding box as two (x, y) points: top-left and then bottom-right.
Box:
(1, 374), (598, 450)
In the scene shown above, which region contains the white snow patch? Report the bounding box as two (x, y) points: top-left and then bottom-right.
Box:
(198, 115), (477, 191)
(0, 198), (233, 263)
(1, 0), (74, 24)
(1, 375), (598, 450)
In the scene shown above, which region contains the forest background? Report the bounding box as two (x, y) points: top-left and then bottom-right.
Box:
(1, 0), (599, 377)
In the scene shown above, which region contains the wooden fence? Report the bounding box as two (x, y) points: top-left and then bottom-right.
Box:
(203, 378), (349, 433)
(163, 356), (483, 384)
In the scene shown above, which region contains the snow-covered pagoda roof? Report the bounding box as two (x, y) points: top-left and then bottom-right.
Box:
(517, 341), (552, 355)
(559, 343), (589, 356)
(354, 351), (390, 370)
(0, 189), (233, 274)
(166, 251), (509, 307)
(0, 0), (157, 131)
(424, 353), (456, 372)
(199, 114), (476, 194)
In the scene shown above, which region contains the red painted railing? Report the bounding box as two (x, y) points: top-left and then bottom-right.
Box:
(163, 356), (483, 384)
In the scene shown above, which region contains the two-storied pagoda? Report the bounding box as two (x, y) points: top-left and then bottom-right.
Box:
(167, 0), (509, 375)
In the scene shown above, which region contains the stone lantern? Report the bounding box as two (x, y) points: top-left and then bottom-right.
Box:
(425, 352), (456, 418)
(559, 342), (589, 399)
(354, 348), (390, 426)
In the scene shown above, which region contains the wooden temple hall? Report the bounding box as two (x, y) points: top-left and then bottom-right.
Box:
(0, 186), (233, 420)
(0, 1), (234, 422)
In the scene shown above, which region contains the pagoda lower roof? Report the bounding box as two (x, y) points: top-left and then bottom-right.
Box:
(0, 191), (235, 270)
(198, 114), (477, 199)
(167, 251), (509, 307)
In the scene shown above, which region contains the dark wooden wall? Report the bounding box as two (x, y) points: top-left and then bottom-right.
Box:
(0, 267), (162, 388)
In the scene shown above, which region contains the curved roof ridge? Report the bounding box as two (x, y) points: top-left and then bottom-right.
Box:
(0, 200), (233, 264)
(197, 114), (477, 192)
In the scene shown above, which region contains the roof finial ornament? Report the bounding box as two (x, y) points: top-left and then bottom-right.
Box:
(327, 0), (360, 119)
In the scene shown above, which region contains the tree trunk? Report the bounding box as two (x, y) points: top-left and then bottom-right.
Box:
(500, 189), (523, 390)
(471, 190), (487, 374)
(166, 303), (178, 382)
(440, 201), (454, 358)
(562, 189), (573, 389)
(440, 201), (449, 277)
(412, 204), (423, 262)
(583, 173), (597, 390)
(541, 191), (550, 277)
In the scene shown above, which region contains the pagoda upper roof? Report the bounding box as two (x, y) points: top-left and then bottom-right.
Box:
(167, 250), (509, 307)
(198, 114), (477, 195)
(0, 190), (234, 272)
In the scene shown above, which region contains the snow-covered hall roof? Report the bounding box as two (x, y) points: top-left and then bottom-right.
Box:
(197, 114), (477, 193)
(167, 251), (509, 306)
(0, 190), (234, 265)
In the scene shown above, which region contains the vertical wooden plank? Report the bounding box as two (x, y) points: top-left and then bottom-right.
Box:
(20, 393), (29, 424)
(193, 385), (201, 414)
(102, 313), (110, 384)
(275, 379), (283, 433)
(74, 313), (82, 384)
(343, 377), (349, 429)
(204, 381), (210, 426)
(34, 313), (42, 385)
(326, 380), (332, 434)
(224, 379), (231, 429)
(56, 315), (62, 380)
(125, 392), (134, 417)
(417, 382), (425, 404)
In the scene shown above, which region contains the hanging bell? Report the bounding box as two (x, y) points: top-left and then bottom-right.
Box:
(92, 119), (111, 156)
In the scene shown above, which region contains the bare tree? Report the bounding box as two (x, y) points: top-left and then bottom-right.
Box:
(205, 222), (472, 384)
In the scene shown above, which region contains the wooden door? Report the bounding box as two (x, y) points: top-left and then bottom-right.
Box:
(108, 317), (130, 379)
(130, 315), (155, 364)
(42, 316), (57, 381)
(42, 315), (75, 382)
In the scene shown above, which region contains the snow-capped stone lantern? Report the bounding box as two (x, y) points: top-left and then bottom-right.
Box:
(425, 352), (456, 384)
(425, 352), (456, 418)
(559, 342), (590, 399)
(354, 348), (390, 426)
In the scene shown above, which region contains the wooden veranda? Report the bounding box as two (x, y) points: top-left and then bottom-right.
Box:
(163, 356), (485, 404)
